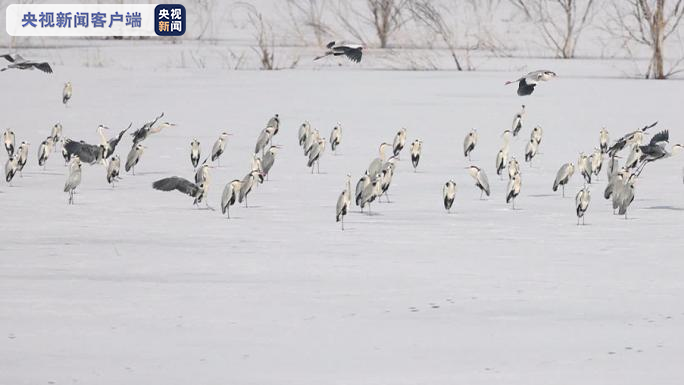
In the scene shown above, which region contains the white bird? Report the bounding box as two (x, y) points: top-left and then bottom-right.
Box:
(298, 121), (311, 147)
(575, 186), (591, 225)
(368, 142), (391, 176)
(37, 137), (53, 169)
(211, 132), (231, 166)
(507, 157), (520, 180)
(314, 41), (364, 63)
(463, 129), (478, 160)
(15, 141), (29, 177)
(3, 128), (15, 156)
(410, 139), (422, 172)
(64, 157), (82, 204)
(524, 139), (538, 164)
(266, 114), (280, 136)
(496, 131), (512, 178)
(578, 153), (592, 184)
(467, 165), (490, 199)
(308, 138), (326, 174)
(335, 174), (352, 230)
(239, 170), (262, 208)
(506, 172), (522, 209)
(220, 179), (242, 219)
(443, 180), (457, 213)
(4, 154), (18, 185)
(505, 70), (557, 96)
(553, 162), (575, 197)
(106, 155), (121, 187)
(599, 127), (609, 153)
(393, 128), (407, 157)
(125, 144), (146, 175)
(62, 81), (72, 105)
(190, 138), (201, 168)
(330, 123), (342, 154)
(511, 105), (525, 136)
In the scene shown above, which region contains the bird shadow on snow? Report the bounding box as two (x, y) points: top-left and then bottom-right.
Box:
(643, 205), (684, 211)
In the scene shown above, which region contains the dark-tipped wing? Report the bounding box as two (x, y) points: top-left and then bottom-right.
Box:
(517, 78), (536, 96)
(108, 123), (132, 149)
(152, 176), (198, 196)
(649, 129), (669, 146)
(63, 140), (101, 164)
(31, 62), (53, 74)
(641, 121), (658, 132)
(343, 47), (362, 63)
(326, 41), (336, 49)
(0, 54), (15, 63)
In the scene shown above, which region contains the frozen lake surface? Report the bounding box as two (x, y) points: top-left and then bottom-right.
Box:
(1, 65), (684, 384)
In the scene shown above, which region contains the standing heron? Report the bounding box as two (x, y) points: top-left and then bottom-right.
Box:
(106, 155), (121, 187)
(335, 174), (352, 230)
(443, 180), (457, 213)
(496, 131), (512, 178)
(211, 132), (232, 166)
(506, 172), (522, 209)
(62, 81), (72, 105)
(590, 148), (603, 179)
(255, 126), (275, 155)
(0, 53), (53, 73)
(378, 159), (397, 203)
(125, 144), (146, 175)
(190, 139), (201, 168)
(553, 162), (575, 197)
(507, 157), (520, 180)
(239, 170), (262, 208)
(304, 129), (320, 157)
(261, 145), (281, 179)
(355, 173), (370, 211)
(314, 41), (364, 63)
(267, 114), (280, 136)
(195, 162), (210, 184)
(467, 165), (490, 199)
(616, 174), (637, 219)
(220, 179), (242, 219)
(578, 153), (592, 183)
(308, 138), (326, 174)
(511, 105), (525, 136)
(4, 154), (18, 185)
(524, 139), (538, 164)
(393, 128), (407, 157)
(62, 139), (104, 165)
(15, 141), (29, 177)
(624, 144), (642, 170)
(37, 137), (53, 169)
(505, 70), (557, 96)
(359, 173), (382, 214)
(604, 168), (628, 202)
(330, 123), (342, 154)
(3, 128), (15, 156)
(50, 123), (63, 146)
(368, 142), (391, 177)
(64, 157), (82, 204)
(575, 186), (591, 225)
(599, 127), (609, 153)
(410, 139), (422, 172)
(298, 121), (311, 147)
(463, 129), (478, 160)
(152, 176), (207, 207)
(531, 125), (543, 146)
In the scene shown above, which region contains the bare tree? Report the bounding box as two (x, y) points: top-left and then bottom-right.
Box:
(286, 0), (332, 47)
(336, 0), (410, 48)
(233, 3), (276, 70)
(410, 0), (465, 70)
(511, 0), (595, 58)
(607, 0), (684, 79)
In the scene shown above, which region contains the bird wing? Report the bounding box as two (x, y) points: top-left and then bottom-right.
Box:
(125, 147), (139, 169)
(641, 121), (658, 132)
(153, 176), (198, 196)
(342, 47), (362, 63)
(32, 62), (53, 74)
(649, 130), (669, 146)
(479, 170), (491, 194)
(0, 54), (14, 63)
(326, 41), (336, 49)
(64, 140), (101, 164)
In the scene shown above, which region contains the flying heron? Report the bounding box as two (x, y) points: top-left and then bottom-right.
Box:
(505, 70), (557, 96)
(314, 41), (364, 63)
(0, 53), (53, 73)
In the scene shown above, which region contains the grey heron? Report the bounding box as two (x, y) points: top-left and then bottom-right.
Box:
(379, 159), (397, 203)
(190, 139), (201, 168)
(511, 105), (525, 136)
(255, 126), (275, 155)
(443, 180), (457, 212)
(15, 141), (29, 176)
(355, 173), (370, 211)
(615, 174), (637, 219)
(304, 129), (320, 157)
(578, 153), (592, 183)
(330, 123), (342, 154)
(506, 172), (521, 209)
(635, 130), (683, 176)
(307, 138), (326, 173)
(4, 154), (18, 185)
(575, 186), (591, 225)
(266, 114), (280, 135)
(467, 165), (490, 199)
(37, 137), (53, 169)
(410, 139), (422, 172)
(220, 179), (242, 218)
(62, 81), (72, 105)
(463, 129), (478, 160)
(195, 162), (210, 184)
(130, 112), (171, 144)
(368, 142), (391, 176)
(624, 144), (642, 170)
(298, 121), (311, 147)
(606, 156), (620, 180)
(64, 157), (82, 204)
(607, 121), (657, 157)
(531, 125), (543, 146)
(261, 145), (281, 179)
(3, 128), (14, 156)
(238, 170), (262, 208)
(211, 132), (232, 166)
(50, 123), (63, 146)
(393, 128), (407, 157)
(125, 144), (146, 175)
(552, 162), (575, 197)
(359, 173), (382, 214)
(62, 139), (104, 165)
(505, 70), (557, 96)
(106, 155), (121, 187)
(104, 123), (132, 158)
(599, 127), (609, 153)
(524, 139), (538, 164)
(0, 53), (52, 73)
(496, 131), (512, 178)
(507, 158), (520, 180)
(590, 148), (603, 178)
(152, 176), (207, 207)
(335, 174), (352, 230)
(314, 41), (364, 63)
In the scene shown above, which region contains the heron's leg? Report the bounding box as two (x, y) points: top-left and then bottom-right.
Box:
(479, 190), (483, 200)
(341, 215), (344, 231)
(311, 166), (314, 174)
(562, 185), (565, 198)
(583, 216), (585, 225)
(227, 206), (230, 219)
(317, 161), (320, 174)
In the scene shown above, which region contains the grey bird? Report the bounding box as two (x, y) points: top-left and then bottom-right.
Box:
(125, 144), (146, 175)
(1, 53), (52, 73)
(130, 112), (173, 144)
(15, 141), (29, 176)
(410, 139), (422, 172)
(308, 138), (326, 174)
(37, 137), (53, 169)
(553, 162), (575, 197)
(335, 174), (352, 230)
(220, 179), (242, 218)
(261, 145), (281, 179)
(190, 139), (201, 168)
(3, 128), (15, 156)
(211, 132), (232, 166)
(575, 186), (591, 225)
(5, 154), (19, 184)
(443, 180), (457, 212)
(64, 157), (82, 204)
(238, 170), (262, 208)
(62, 139), (105, 165)
(467, 165), (490, 199)
(152, 176), (206, 206)
(330, 123), (342, 154)
(314, 41), (363, 63)
(106, 155), (121, 187)
(505, 71), (557, 96)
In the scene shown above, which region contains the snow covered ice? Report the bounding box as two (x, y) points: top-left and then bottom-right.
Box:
(2, 47), (684, 385)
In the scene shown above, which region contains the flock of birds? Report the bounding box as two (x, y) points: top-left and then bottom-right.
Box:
(3, 50), (683, 231)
